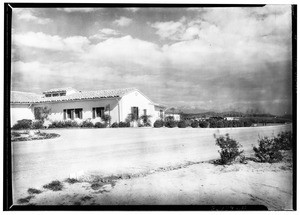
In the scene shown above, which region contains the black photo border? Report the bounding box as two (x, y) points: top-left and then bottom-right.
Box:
(3, 3), (297, 211)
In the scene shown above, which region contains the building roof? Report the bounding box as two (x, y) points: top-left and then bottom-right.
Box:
(43, 87), (78, 94)
(11, 91), (43, 103)
(11, 88), (138, 104)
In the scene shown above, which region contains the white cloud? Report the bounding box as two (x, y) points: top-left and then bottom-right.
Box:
(114, 16), (132, 27)
(124, 8), (140, 12)
(13, 32), (90, 53)
(13, 8), (52, 25)
(86, 35), (164, 69)
(57, 8), (102, 13)
(89, 28), (121, 41)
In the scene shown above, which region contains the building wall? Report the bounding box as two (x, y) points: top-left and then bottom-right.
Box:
(165, 113), (181, 121)
(10, 104), (35, 126)
(120, 90), (163, 125)
(33, 99), (119, 123)
(11, 92), (165, 127)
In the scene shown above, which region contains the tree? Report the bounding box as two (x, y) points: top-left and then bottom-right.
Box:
(139, 114), (152, 127)
(101, 114), (111, 126)
(34, 107), (51, 122)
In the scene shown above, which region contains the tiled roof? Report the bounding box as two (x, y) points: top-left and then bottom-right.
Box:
(11, 88), (137, 104)
(11, 91), (43, 104)
(43, 87), (78, 94)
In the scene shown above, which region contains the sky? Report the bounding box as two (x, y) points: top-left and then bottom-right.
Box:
(11, 5), (293, 115)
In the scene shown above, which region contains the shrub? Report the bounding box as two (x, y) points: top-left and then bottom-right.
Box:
(165, 116), (174, 122)
(111, 122), (119, 128)
(48, 121), (64, 128)
(165, 120), (177, 128)
(253, 136), (283, 163)
(139, 115), (152, 127)
(177, 120), (187, 128)
(199, 121), (208, 128)
(32, 120), (44, 129)
(119, 121), (130, 127)
(65, 178), (79, 184)
(191, 121), (199, 128)
(64, 120), (79, 127)
(101, 114), (111, 125)
(275, 131), (293, 150)
(81, 120), (94, 128)
(42, 180), (63, 191)
(28, 188), (42, 194)
(154, 120), (164, 128)
(94, 122), (106, 128)
(48, 120), (79, 128)
(214, 133), (244, 165)
(12, 119), (33, 130)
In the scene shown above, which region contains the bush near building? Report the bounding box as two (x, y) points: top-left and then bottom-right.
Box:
(177, 120), (187, 128)
(154, 120), (164, 128)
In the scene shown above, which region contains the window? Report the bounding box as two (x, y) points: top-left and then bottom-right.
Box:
(92, 107), (105, 119)
(45, 94), (51, 97)
(52, 93), (59, 97)
(131, 107), (139, 120)
(143, 109), (147, 116)
(64, 108), (82, 120)
(60, 92), (66, 96)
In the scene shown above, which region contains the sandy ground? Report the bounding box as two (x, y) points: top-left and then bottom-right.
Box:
(18, 153), (293, 210)
(12, 125), (293, 209)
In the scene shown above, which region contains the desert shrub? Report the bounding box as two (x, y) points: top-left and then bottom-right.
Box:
(81, 120), (94, 128)
(199, 121), (208, 128)
(17, 196), (34, 204)
(165, 120), (177, 128)
(177, 120), (187, 128)
(253, 136), (283, 163)
(94, 122), (106, 128)
(214, 133), (244, 165)
(119, 121), (130, 127)
(42, 180), (63, 191)
(27, 188), (42, 194)
(65, 178), (79, 184)
(111, 122), (119, 128)
(154, 120), (164, 128)
(32, 120), (44, 129)
(191, 121), (199, 128)
(275, 131), (293, 150)
(12, 119), (33, 130)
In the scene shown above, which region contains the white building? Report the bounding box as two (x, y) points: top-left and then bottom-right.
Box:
(10, 87), (166, 127)
(164, 109), (181, 121)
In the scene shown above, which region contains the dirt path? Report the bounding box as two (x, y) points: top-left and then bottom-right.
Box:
(22, 157), (293, 210)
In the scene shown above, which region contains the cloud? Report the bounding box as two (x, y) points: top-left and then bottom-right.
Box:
(151, 18), (185, 40)
(124, 8), (140, 12)
(13, 8), (52, 25)
(86, 35), (164, 69)
(57, 8), (102, 13)
(11, 5), (292, 114)
(114, 16), (133, 26)
(89, 28), (121, 41)
(13, 32), (90, 53)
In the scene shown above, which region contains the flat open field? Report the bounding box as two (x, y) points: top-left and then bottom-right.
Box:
(12, 124), (292, 207)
